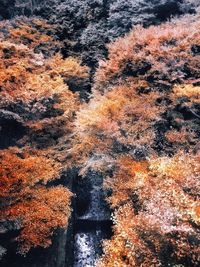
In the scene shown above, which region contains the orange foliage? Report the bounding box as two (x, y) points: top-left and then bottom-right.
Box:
(0, 18), (56, 49)
(9, 187), (72, 254)
(0, 149), (72, 254)
(72, 83), (162, 172)
(72, 14), (200, 171)
(165, 127), (196, 144)
(0, 41), (87, 103)
(95, 14), (200, 93)
(70, 13), (200, 266)
(0, 8), (200, 264)
(98, 153), (200, 266)
(173, 85), (200, 99)
(0, 18), (88, 254)
(0, 17), (89, 162)
(0, 17), (88, 105)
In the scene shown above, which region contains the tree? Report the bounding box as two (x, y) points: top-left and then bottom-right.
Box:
(97, 153), (200, 266)
(71, 12), (200, 266)
(0, 148), (73, 254)
(0, 17), (88, 255)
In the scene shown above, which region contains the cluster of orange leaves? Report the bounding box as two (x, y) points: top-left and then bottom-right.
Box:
(0, 17), (88, 158)
(0, 20), (87, 103)
(97, 154), (200, 266)
(0, 18), (88, 253)
(95, 13), (200, 92)
(0, 148), (72, 254)
(71, 13), (200, 266)
(0, 18), (56, 49)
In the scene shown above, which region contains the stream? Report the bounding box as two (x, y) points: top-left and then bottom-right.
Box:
(73, 171), (112, 267)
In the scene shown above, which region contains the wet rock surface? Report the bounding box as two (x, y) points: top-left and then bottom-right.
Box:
(75, 172), (111, 221)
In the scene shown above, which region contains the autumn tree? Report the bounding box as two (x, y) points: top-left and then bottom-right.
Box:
(71, 12), (200, 266)
(0, 148), (73, 254)
(0, 17), (88, 160)
(72, 12), (200, 167)
(0, 17), (88, 256)
(95, 13), (200, 92)
(97, 153), (200, 266)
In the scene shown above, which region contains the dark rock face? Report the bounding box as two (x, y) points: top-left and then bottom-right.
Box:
(0, 109), (26, 149)
(0, 227), (73, 267)
(74, 171), (111, 221)
(0, 0), (15, 20)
